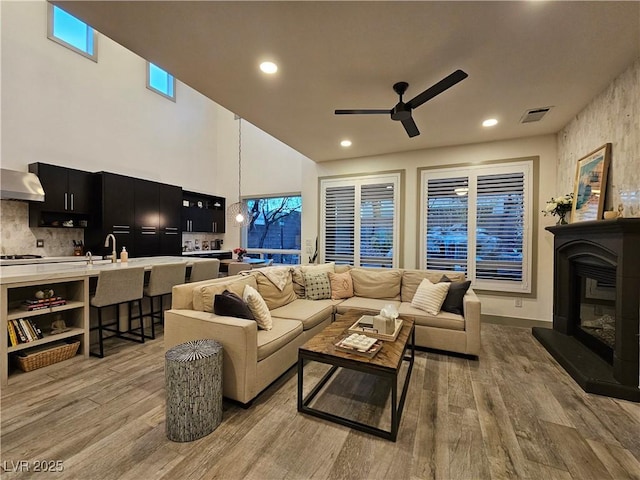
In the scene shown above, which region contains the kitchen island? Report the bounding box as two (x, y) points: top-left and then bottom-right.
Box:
(0, 256), (215, 386)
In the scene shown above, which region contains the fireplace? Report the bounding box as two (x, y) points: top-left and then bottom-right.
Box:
(532, 218), (640, 402)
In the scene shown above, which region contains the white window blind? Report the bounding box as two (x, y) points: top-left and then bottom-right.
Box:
(421, 161), (532, 293)
(321, 173), (401, 268)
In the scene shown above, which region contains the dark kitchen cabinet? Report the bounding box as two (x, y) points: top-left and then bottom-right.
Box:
(182, 191), (226, 233)
(134, 179), (160, 257)
(85, 173), (136, 258)
(28, 163), (93, 227)
(159, 184), (182, 255)
(85, 173), (182, 258)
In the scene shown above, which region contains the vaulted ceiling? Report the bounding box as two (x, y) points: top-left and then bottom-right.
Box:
(54, 1), (640, 162)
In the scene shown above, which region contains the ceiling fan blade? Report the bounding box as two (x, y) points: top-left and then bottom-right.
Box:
(401, 116), (420, 137)
(335, 109), (391, 115)
(407, 69), (468, 110)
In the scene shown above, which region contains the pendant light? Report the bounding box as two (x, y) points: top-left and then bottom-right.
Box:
(226, 116), (251, 226)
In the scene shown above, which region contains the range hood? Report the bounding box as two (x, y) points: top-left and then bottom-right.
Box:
(0, 168), (45, 202)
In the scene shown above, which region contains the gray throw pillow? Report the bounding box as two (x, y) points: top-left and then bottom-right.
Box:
(303, 271), (332, 300)
(439, 275), (471, 315)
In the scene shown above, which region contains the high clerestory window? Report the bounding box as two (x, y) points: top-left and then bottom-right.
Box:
(47, 4), (97, 61)
(147, 63), (176, 101)
(419, 159), (534, 293)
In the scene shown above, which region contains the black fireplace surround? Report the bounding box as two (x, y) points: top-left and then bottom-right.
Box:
(533, 218), (640, 402)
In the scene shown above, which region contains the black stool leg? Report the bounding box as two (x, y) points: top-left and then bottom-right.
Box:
(98, 306), (104, 358)
(137, 299), (145, 342)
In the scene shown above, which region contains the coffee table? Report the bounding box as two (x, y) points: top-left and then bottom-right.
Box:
(297, 310), (415, 441)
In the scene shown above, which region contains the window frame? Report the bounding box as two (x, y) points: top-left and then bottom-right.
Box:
(319, 171), (403, 268)
(241, 193), (302, 265)
(419, 159), (535, 294)
(47, 3), (98, 62)
(146, 62), (176, 101)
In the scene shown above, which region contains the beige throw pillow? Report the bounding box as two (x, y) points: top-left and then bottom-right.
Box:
(194, 283), (229, 312)
(411, 278), (450, 315)
(254, 269), (296, 310)
(243, 285), (272, 330)
(328, 271), (354, 300)
(303, 271), (332, 300)
(293, 262), (336, 298)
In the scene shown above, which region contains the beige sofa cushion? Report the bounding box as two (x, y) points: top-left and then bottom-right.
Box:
(257, 318), (303, 361)
(350, 268), (401, 300)
(335, 297), (401, 315)
(398, 303), (465, 331)
(270, 299), (337, 331)
(401, 270), (466, 302)
(253, 269), (297, 310)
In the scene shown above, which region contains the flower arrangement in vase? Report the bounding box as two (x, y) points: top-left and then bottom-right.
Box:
(543, 193), (573, 224)
(233, 247), (247, 261)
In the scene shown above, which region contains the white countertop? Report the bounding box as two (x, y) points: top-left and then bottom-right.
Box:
(182, 250), (231, 256)
(0, 256), (212, 285)
(0, 256), (101, 267)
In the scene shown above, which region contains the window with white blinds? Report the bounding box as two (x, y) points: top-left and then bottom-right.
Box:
(321, 173), (401, 268)
(420, 161), (533, 293)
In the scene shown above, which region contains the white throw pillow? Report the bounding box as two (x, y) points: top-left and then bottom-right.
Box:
(243, 285), (272, 330)
(411, 278), (450, 315)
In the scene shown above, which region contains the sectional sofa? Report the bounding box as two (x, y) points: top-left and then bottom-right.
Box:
(165, 264), (481, 405)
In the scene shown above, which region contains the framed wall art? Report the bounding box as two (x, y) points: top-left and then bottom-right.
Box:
(572, 143), (611, 222)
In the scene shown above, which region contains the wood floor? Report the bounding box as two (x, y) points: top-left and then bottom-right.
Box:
(1, 323), (639, 480)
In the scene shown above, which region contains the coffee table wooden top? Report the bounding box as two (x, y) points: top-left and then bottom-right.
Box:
(299, 310), (414, 371)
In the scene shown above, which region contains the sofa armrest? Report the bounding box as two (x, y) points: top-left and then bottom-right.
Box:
(164, 309), (259, 404)
(463, 288), (481, 355)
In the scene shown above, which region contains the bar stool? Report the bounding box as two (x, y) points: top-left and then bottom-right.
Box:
(90, 267), (145, 358)
(144, 262), (187, 339)
(189, 259), (220, 282)
(228, 262), (252, 276)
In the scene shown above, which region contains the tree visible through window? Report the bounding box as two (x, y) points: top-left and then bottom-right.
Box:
(245, 196), (302, 264)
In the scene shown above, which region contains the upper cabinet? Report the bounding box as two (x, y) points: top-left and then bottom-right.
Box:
(182, 191), (225, 233)
(28, 163), (94, 228)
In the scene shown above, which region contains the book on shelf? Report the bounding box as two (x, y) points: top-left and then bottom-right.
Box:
(23, 299), (67, 311)
(7, 321), (19, 346)
(18, 318), (35, 342)
(11, 319), (28, 343)
(23, 296), (64, 305)
(27, 319), (44, 339)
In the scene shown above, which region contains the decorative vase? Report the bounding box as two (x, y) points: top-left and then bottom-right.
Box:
(557, 210), (568, 225)
(237, 254), (244, 261)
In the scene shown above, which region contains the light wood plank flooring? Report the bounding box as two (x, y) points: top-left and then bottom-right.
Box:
(1, 323), (639, 480)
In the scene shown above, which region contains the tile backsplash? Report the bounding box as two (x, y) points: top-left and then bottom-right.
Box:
(0, 200), (83, 256)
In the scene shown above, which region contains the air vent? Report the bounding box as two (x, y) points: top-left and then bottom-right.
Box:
(520, 106), (552, 123)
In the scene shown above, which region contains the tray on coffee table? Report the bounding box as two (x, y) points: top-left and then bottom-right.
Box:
(347, 315), (403, 341)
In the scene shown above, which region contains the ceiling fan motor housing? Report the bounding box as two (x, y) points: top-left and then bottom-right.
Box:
(391, 102), (411, 121)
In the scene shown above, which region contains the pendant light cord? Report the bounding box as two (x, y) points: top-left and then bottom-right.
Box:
(238, 117), (242, 203)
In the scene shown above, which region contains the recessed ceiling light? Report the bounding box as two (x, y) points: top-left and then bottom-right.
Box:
(482, 118), (498, 127)
(259, 61), (278, 74)
(340, 140), (352, 147)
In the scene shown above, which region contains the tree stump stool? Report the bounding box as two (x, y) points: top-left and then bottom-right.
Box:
(165, 339), (223, 442)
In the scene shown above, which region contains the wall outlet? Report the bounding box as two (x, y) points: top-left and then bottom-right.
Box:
(36, 239), (44, 248)
(515, 297), (523, 308)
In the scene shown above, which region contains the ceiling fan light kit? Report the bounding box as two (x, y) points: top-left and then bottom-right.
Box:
(335, 69), (468, 138)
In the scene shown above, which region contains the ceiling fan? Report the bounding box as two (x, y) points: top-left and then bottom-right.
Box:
(335, 69), (468, 138)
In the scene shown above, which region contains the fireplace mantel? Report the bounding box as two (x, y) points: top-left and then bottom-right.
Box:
(533, 218), (640, 402)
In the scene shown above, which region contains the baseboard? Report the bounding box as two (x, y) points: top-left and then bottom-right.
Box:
(481, 314), (552, 329)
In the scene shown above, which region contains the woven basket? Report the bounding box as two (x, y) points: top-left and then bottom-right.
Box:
(17, 340), (80, 372)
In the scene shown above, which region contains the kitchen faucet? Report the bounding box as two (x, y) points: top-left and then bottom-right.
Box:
(104, 234), (117, 263)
